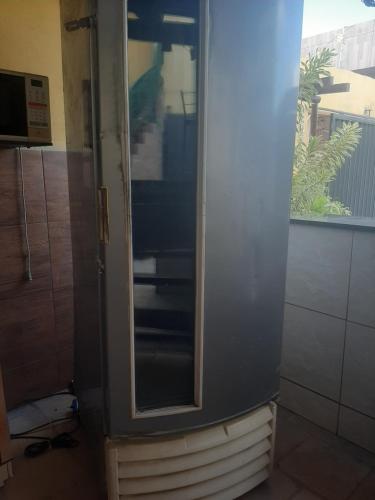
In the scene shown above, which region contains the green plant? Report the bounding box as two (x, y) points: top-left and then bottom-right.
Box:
(291, 49), (361, 216)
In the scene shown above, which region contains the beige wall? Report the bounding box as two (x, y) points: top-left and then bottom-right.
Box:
(162, 45), (196, 114)
(128, 41), (155, 86)
(60, 0), (92, 152)
(320, 67), (375, 117)
(128, 41), (196, 114)
(0, 0), (66, 149)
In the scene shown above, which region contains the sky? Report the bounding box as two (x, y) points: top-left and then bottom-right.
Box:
(303, 0), (375, 37)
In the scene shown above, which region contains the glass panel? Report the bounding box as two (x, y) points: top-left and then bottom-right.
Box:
(0, 74), (27, 136)
(127, 0), (200, 411)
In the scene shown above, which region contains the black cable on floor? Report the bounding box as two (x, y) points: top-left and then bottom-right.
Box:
(18, 416), (81, 458)
(10, 408), (81, 458)
(21, 431), (81, 458)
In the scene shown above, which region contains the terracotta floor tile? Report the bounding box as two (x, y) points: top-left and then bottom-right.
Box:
(279, 406), (334, 443)
(239, 468), (299, 499)
(348, 471), (375, 500)
(292, 490), (323, 499)
(279, 438), (370, 500)
(275, 409), (311, 460)
(1, 431), (104, 500)
(278, 408), (375, 468)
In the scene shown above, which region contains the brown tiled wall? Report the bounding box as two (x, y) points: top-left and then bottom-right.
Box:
(0, 148), (74, 409)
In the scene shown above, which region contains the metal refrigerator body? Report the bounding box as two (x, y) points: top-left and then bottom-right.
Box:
(62, 0), (303, 439)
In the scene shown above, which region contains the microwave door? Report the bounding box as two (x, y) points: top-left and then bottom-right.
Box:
(0, 73), (28, 139)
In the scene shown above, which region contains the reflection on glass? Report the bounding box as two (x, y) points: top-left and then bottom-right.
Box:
(127, 0), (200, 411)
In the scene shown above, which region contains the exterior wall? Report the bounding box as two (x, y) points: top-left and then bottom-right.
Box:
(128, 41), (155, 86)
(162, 45), (196, 114)
(0, 149), (73, 408)
(281, 220), (375, 453)
(127, 42), (196, 114)
(301, 19), (375, 73)
(320, 68), (375, 117)
(302, 68), (375, 143)
(0, 0), (66, 149)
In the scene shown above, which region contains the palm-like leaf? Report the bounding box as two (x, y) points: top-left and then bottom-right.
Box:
(291, 50), (362, 216)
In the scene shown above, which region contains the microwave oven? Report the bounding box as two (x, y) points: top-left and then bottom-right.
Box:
(0, 69), (52, 146)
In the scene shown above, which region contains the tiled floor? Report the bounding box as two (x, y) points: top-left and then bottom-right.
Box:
(0, 428), (103, 500)
(2, 406), (375, 500)
(242, 407), (375, 500)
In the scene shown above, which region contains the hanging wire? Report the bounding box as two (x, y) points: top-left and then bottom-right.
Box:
(17, 147), (32, 281)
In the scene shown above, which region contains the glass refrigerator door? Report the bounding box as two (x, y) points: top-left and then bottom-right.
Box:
(127, 0), (204, 414)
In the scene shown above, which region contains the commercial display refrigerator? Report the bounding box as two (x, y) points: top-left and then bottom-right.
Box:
(60, 0), (303, 497)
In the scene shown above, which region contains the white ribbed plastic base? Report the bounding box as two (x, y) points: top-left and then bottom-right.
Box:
(106, 403), (277, 500)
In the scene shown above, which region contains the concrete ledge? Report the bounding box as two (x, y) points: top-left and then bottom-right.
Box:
(290, 216), (375, 231)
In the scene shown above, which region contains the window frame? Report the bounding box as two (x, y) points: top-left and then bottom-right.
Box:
(124, 0), (209, 419)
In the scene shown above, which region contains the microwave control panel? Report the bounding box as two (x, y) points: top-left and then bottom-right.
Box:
(25, 76), (51, 129)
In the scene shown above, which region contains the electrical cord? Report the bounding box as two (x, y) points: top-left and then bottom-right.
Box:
(17, 147), (32, 281)
(23, 441), (50, 457)
(22, 430), (80, 458)
(11, 414), (81, 458)
(10, 397), (80, 458)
